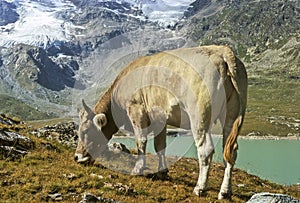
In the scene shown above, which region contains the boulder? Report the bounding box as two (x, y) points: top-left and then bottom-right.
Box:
(0, 130), (34, 150)
(108, 142), (130, 154)
(0, 114), (21, 125)
(47, 193), (63, 201)
(0, 114), (34, 160)
(247, 192), (300, 203)
(79, 192), (122, 203)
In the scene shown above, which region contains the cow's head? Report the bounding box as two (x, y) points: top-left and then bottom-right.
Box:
(74, 100), (109, 164)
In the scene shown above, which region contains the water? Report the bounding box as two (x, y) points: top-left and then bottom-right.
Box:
(112, 136), (300, 185)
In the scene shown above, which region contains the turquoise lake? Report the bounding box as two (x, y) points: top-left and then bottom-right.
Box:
(112, 136), (300, 185)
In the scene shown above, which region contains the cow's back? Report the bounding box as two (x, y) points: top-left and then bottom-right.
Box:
(108, 47), (230, 130)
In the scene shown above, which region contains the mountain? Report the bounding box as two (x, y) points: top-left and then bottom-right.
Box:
(0, 1), (19, 26)
(0, 0), (193, 119)
(0, 0), (299, 126)
(180, 0), (299, 64)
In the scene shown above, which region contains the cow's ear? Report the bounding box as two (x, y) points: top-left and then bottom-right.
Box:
(93, 113), (107, 129)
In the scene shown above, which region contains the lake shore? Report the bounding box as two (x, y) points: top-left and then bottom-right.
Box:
(239, 134), (300, 140)
(116, 128), (300, 140)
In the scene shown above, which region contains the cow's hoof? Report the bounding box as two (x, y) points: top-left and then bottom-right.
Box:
(157, 168), (169, 179)
(131, 167), (144, 176)
(193, 187), (206, 197)
(218, 192), (232, 200)
(148, 169), (169, 180)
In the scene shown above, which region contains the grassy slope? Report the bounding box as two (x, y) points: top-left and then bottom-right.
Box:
(184, 0), (300, 137)
(241, 76), (299, 137)
(0, 94), (55, 121)
(240, 36), (300, 137)
(0, 123), (299, 203)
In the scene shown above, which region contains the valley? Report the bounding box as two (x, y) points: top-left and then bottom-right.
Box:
(1, 0), (299, 137)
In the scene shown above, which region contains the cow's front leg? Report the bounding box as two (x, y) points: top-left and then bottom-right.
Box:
(131, 135), (147, 175)
(128, 104), (149, 176)
(193, 130), (214, 196)
(154, 126), (168, 177)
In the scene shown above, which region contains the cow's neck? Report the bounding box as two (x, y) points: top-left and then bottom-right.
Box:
(94, 87), (118, 140)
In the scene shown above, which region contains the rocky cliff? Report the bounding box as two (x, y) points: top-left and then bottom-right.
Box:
(181, 0), (299, 61)
(0, 1), (19, 26)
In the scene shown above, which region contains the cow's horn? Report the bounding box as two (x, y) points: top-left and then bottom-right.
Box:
(82, 99), (93, 115)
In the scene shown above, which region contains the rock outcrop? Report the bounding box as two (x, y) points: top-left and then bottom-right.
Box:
(30, 121), (131, 155)
(0, 114), (34, 160)
(0, 1), (19, 26)
(31, 121), (78, 148)
(0, 44), (77, 91)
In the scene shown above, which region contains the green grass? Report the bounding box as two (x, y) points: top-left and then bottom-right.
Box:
(27, 118), (73, 128)
(241, 71), (300, 137)
(1, 132), (299, 203)
(0, 94), (55, 121)
(0, 132), (299, 203)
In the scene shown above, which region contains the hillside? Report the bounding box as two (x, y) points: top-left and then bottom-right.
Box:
(0, 0), (190, 119)
(0, 0), (299, 137)
(181, 0), (299, 59)
(178, 0), (300, 137)
(0, 116), (299, 202)
(0, 1), (299, 203)
(0, 94), (54, 120)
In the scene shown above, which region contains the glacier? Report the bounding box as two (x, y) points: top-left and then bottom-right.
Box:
(0, 0), (196, 117)
(0, 0), (80, 48)
(0, 0), (195, 48)
(138, 0), (195, 26)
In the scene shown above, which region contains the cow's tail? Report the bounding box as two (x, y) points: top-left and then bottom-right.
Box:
(223, 115), (243, 165)
(222, 46), (247, 165)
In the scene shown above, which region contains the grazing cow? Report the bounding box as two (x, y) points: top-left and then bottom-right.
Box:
(74, 45), (248, 199)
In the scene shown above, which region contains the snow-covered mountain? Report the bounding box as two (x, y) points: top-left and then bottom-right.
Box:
(133, 0), (194, 26)
(0, 0), (196, 118)
(0, 0), (77, 48)
(0, 0), (194, 49)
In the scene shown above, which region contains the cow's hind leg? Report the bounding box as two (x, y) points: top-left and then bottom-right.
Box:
(193, 129), (214, 196)
(218, 91), (240, 200)
(218, 121), (238, 200)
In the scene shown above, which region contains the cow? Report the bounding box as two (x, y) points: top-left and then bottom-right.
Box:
(74, 45), (248, 200)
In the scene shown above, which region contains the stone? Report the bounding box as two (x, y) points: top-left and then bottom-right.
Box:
(0, 114), (34, 159)
(48, 193), (63, 201)
(0, 130), (34, 150)
(0, 129), (34, 160)
(247, 192), (300, 203)
(80, 193), (100, 203)
(79, 192), (123, 203)
(63, 173), (77, 180)
(90, 173), (104, 179)
(31, 122), (78, 148)
(103, 182), (133, 196)
(108, 142), (130, 154)
(0, 114), (22, 125)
